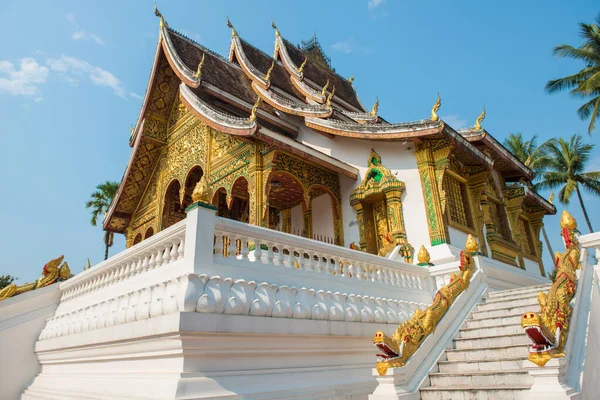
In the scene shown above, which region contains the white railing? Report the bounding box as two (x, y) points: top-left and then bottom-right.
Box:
(59, 220), (186, 302)
(213, 216), (432, 295)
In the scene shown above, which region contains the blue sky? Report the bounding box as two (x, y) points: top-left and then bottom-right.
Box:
(0, 0), (598, 282)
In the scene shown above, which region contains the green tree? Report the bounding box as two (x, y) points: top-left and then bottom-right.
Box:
(538, 134), (600, 232)
(546, 15), (600, 134)
(86, 181), (120, 260)
(503, 133), (556, 260)
(0, 275), (17, 290)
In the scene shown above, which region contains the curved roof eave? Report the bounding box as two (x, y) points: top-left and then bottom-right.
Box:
(304, 117), (444, 140)
(253, 83), (333, 118)
(179, 83), (258, 136)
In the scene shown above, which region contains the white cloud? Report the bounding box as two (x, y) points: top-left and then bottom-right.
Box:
(332, 40), (353, 54)
(129, 92), (143, 101)
(368, 0), (385, 9)
(0, 58), (49, 99)
(48, 55), (127, 98)
(442, 115), (468, 130)
(66, 12), (104, 45)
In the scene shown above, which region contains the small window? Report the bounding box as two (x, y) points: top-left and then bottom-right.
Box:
(444, 174), (474, 230)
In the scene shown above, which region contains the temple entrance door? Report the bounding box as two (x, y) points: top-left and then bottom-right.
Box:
(361, 195), (390, 255)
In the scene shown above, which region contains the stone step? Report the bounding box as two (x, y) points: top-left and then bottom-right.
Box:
(420, 385), (531, 400)
(459, 322), (523, 339)
(429, 369), (532, 387)
(464, 314), (523, 329)
(470, 303), (538, 320)
(481, 290), (542, 305)
(487, 284), (551, 299)
(454, 333), (530, 350)
(476, 296), (539, 312)
(445, 344), (530, 362)
(437, 357), (526, 373)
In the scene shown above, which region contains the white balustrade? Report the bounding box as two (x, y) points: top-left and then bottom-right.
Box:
(59, 220), (186, 302)
(213, 217), (430, 294)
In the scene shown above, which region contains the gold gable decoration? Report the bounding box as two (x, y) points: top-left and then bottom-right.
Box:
(350, 150), (413, 262)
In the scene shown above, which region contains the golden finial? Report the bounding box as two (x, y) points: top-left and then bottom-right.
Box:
(326, 86), (335, 108)
(265, 60), (275, 83)
(465, 234), (478, 254)
(560, 210), (577, 231)
(193, 53), (205, 79)
(430, 93), (441, 121)
(59, 262), (71, 280)
(417, 245), (431, 266)
(348, 75), (355, 84)
(192, 175), (212, 204)
(320, 79), (329, 97)
(129, 125), (134, 138)
(474, 106), (486, 130)
(154, 3), (167, 29)
(249, 95), (261, 122)
(84, 258), (91, 271)
(548, 191), (555, 204)
(297, 57), (308, 74)
(371, 97), (379, 116)
(271, 20), (280, 37)
(226, 17), (237, 37)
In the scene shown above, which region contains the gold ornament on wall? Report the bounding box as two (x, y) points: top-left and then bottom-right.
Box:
(417, 245), (431, 266)
(465, 234), (478, 254)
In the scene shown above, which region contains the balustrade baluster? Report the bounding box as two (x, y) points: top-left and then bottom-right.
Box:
(284, 248), (295, 268)
(265, 244), (275, 265)
(155, 247), (163, 267)
(162, 246), (171, 264)
(170, 241), (178, 262)
(228, 236), (237, 259)
(239, 240), (249, 260)
(149, 253), (156, 270)
(296, 251), (306, 270)
(142, 254), (150, 272)
(177, 238), (185, 260)
(214, 234), (224, 258)
(253, 241), (262, 263)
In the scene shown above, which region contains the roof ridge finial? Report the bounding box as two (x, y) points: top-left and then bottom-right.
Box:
(265, 60), (275, 83)
(474, 106), (486, 130)
(348, 75), (355, 84)
(193, 53), (205, 79)
(154, 3), (168, 29)
(326, 86), (335, 108)
(321, 79), (329, 97)
(431, 93), (441, 121)
(271, 20), (280, 37)
(371, 97), (379, 116)
(249, 95), (261, 122)
(297, 56), (308, 74)
(226, 17), (237, 37)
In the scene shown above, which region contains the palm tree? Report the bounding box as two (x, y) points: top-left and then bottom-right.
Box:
(545, 15), (600, 134)
(537, 134), (600, 232)
(86, 181), (120, 260)
(503, 133), (556, 260)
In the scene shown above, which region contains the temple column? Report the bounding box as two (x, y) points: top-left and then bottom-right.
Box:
(332, 201), (344, 246)
(281, 208), (292, 233)
(303, 207), (313, 239)
(466, 168), (490, 257)
(414, 142), (450, 246)
(504, 187), (526, 268)
(353, 202), (367, 250)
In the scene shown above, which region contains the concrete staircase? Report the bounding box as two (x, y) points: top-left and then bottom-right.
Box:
(420, 284), (551, 400)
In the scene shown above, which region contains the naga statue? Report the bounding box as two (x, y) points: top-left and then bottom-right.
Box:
(373, 238), (477, 375)
(521, 210), (581, 367)
(0, 255), (70, 301)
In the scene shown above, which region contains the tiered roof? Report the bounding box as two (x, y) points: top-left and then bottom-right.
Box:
(104, 13), (555, 232)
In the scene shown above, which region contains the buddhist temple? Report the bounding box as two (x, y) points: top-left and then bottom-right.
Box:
(3, 10), (600, 400)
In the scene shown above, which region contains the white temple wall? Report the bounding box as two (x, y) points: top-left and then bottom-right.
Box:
(448, 226), (470, 249)
(291, 203), (303, 235)
(294, 123), (431, 258)
(311, 193), (335, 241)
(523, 256), (542, 276)
(0, 284), (61, 400)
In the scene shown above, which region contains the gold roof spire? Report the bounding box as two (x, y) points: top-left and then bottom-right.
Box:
(348, 75), (355, 84)
(193, 53), (205, 79)
(321, 79), (329, 97)
(326, 86), (335, 108)
(265, 60), (275, 83)
(226, 17), (237, 37)
(474, 106), (486, 130)
(297, 57), (308, 74)
(430, 93), (441, 121)
(249, 95), (261, 122)
(271, 20), (280, 37)
(154, 3), (168, 29)
(548, 191), (555, 204)
(371, 97), (379, 116)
